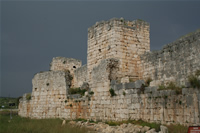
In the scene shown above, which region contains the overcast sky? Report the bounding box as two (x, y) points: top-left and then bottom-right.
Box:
(1, 0), (200, 98)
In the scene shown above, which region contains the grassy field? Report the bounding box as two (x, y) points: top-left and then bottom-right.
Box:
(0, 110), (189, 133)
(0, 112), (90, 133)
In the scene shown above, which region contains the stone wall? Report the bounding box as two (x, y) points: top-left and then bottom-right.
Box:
(50, 57), (82, 87)
(87, 18), (150, 85)
(19, 80), (200, 126)
(74, 65), (88, 88)
(91, 58), (119, 93)
(140, 29), (200, 86)
(19, 71), (69, 119)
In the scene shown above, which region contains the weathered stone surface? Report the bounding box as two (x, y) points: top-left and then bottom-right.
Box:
(160, 125), (168, 133)
(80, 82), (89, 90)
(135, 80), (145, 89)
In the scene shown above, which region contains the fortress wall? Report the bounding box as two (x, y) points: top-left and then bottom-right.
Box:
(19, 71), (68, 119)
(74, 65), (88, 88)
(87, 18), (150, 85)
(19, 79), (200, 126)
(18, 93), (31, 117)
(140, 30), (200, 86)
(90, 58), (119, 92)
(87, 86), (200, 126)
(50, 57), (82, 87)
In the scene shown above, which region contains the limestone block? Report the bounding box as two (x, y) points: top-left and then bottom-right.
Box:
(124, 82), (135, 89)
(135, 80), (145, 89)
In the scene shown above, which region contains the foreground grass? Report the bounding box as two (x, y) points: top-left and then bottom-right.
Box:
(166, 124), (188, 133)
(0, 113), (89, 133)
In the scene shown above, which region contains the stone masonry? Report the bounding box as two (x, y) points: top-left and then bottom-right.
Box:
(19, 18), (200, 126)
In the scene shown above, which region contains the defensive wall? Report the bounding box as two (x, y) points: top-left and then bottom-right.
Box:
(141, 29), (200, 86)
(19, 18), (200, 126)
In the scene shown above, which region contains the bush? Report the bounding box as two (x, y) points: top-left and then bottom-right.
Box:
(195, 70), (200, 76)
(26, 93), (31, 100)
(123, 91), (126, 96)
(145, 77), (152, 86)
(188, 74), (200, 88)
(109, 88), (116, 97)
(68, 88), (87, 96)
(158, 82), (182, 94)
(89, 91), (94, 95)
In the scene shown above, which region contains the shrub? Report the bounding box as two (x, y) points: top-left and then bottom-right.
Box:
(145, 77), (152, 86)
(89, 91), (94, 95)
(68, 88), (87, 96)
(188, 74), (200, 88)
(195, 70), (200, 76)
(123, 91), (126, 96)
(158, 82), (182, 95)
(109, 88), (116, 97)
(26, 93), (31, 100)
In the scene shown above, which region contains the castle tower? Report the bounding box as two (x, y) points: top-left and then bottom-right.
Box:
(87, 18), (150, 83)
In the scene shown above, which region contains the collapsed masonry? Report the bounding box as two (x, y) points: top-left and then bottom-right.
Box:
(19, 18), (200, 126)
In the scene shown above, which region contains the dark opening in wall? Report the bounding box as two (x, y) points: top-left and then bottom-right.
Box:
(99, 49), (101, 52)
(73, 66), (76, 68)
(35, 88), (37, 91)
(46, 83), (49, 86)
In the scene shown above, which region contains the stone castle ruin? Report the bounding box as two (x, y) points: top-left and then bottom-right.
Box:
(19, 18), (200, 126)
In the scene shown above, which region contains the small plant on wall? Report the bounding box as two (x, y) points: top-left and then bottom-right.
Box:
(109, 88), (116, 97)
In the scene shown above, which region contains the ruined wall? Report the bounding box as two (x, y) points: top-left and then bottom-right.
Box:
(19, 71), (69, 119)
(50, 57), (82, 72)
(91, 58), (119, 93)
(74, 65), (88, 88)
(50, 57), (82, 87)
(87, 84), (200, 126)
(87, 18), (150, 85)
(18, 93), (31, 117)
(19, 84), (200, 126)
(140, 30), (200, 86)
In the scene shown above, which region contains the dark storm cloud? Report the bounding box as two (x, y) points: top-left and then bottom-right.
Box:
(1, 1), (200, 97)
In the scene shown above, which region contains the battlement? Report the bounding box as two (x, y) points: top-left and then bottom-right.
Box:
(88, 18), (149, 33)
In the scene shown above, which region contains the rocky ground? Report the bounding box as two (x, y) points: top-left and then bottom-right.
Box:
(67, 120), (168, 133)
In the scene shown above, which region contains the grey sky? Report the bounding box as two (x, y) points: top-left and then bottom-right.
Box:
(1, 1), (200, 98)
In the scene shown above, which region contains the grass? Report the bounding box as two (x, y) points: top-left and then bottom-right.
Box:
(68, 88), (87, 96)
(105, 119), (161, 131)
(0, 112), (90, 133)
(158, 82), (182, 94)
(188, 74), (200, 88)
(105, 120), (189, 132)
(166, 124), (188, 133)
(26, 93), (32, 100)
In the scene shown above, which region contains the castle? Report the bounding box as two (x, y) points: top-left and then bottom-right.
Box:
(19, 18), (200, 126)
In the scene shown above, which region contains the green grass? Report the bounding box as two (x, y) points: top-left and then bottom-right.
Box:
(166, 124), (188, 133)
(68, 88), (87, 96)
(0, 112), (90, 133)
(105, 119), (161, 131)
(188, 74), (200, 88)
(158, 82), (182, 94)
